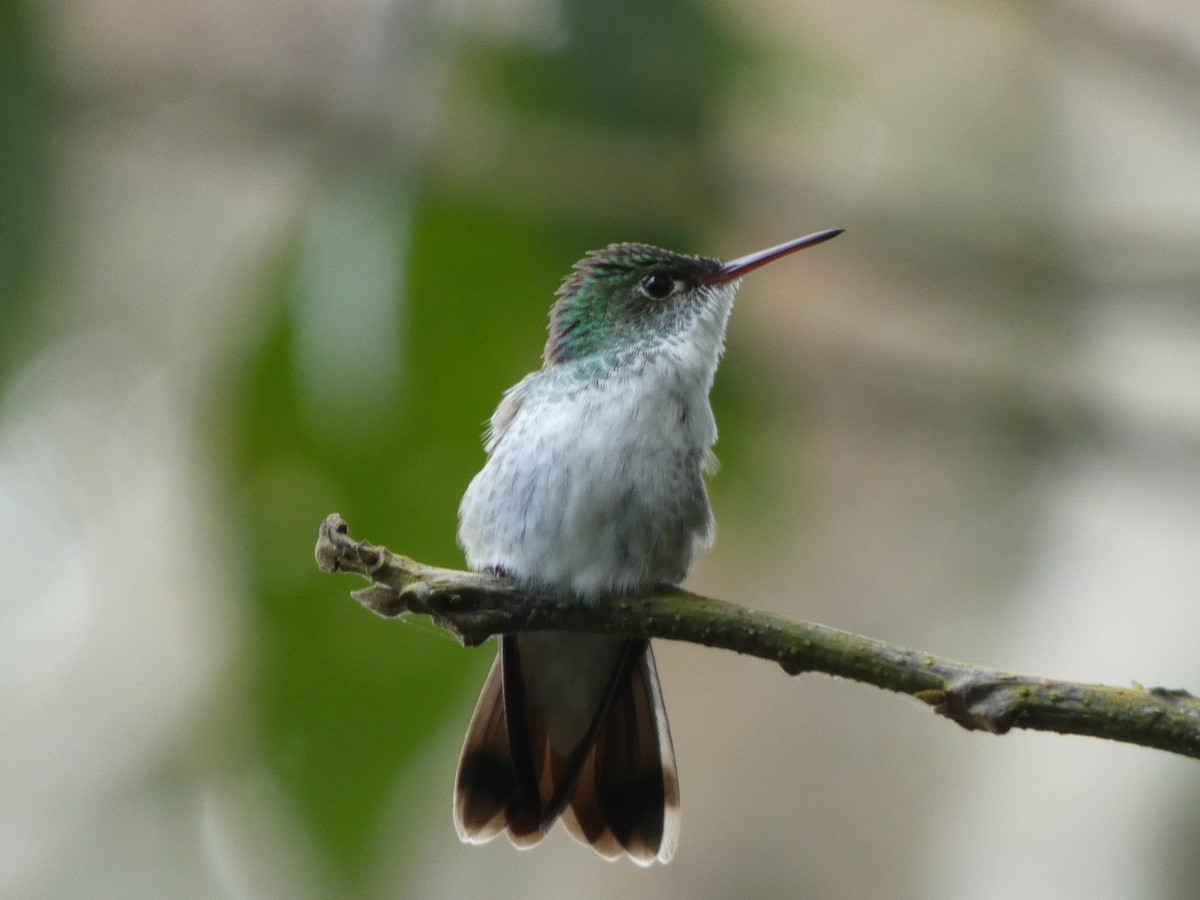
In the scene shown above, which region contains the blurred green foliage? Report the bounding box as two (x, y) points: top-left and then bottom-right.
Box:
(480, 0), (740, 133)
(0, 0), (52, 352)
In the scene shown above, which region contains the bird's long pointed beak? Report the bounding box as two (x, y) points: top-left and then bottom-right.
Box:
(702, 228), (843, 286)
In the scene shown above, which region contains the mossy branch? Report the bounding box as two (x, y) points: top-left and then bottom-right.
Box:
(315, 513), (1200, 760)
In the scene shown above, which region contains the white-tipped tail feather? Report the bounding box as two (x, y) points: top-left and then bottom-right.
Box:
(454, 635), (679, 865)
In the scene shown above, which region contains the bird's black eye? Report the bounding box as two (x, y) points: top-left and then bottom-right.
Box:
(638, 273), (674, 300)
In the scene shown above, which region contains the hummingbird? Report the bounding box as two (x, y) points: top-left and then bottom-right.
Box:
(454, 228), (842, 865)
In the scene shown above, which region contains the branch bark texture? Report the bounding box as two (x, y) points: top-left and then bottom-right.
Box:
(315, 513), (1200, 760)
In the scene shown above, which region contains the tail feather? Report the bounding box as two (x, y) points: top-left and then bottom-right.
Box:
(453, 655), (514, 844)
(500, 634), (545, 839)
(454, 637), (549, 844)
(453, 636), (679, 864)
(562, 644), (679, 865)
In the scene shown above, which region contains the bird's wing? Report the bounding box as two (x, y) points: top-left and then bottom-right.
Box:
(483, 373), (536, 456)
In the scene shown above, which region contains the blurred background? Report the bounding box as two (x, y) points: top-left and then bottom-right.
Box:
(2, 0), (1200, 897)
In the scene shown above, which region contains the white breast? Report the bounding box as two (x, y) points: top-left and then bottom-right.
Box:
(458, 283), (736, 598)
